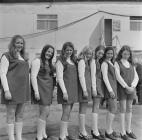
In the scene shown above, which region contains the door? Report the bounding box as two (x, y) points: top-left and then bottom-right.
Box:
(104, 19), (112, 46)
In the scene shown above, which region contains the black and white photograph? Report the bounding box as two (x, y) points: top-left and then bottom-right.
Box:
(0, 0), (142, 140)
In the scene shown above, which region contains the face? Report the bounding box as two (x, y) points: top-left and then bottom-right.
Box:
(64, 46), (73, 58)
(14, 38), (24, 52)
(85, 49), (92, 60)
(45, 47), (54, 60)
(122, 50), (130, 60)
(96, 49), (104, 60)
(106, 50), (114, 60)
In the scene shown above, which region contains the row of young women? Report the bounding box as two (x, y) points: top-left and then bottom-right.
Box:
(0, 35), (139, 140)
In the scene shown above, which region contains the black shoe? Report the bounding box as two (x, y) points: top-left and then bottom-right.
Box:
(126, 131), (137, 139)
(112, 131), (120, 138)
(105, 132), (117, 140)
(43, 135), (50, 140)
(120, 134), (130, 140)
(98, 130), (106, 139)
(78, 133), (90, 140)
(91, 130), (106, 140)
(66, 135), (76, 140)
(59, 137), (67, 140)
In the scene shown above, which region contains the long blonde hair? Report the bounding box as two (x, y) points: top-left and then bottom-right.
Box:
(78, 46), (93, 61)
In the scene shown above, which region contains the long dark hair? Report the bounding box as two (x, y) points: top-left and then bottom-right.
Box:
(40, 44), (55, 74)
(116, 45), (133, 65)
(8, 35), (26, 60)
(94, 45), (105, 63)
(59, 42), (77, 65)
(101, 46), (115, 64)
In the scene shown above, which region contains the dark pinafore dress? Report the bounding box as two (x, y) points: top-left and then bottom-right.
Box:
(57, 58), (78, 104)
(31, 59), (54, 105)
(78, 60), (92, 102)
(95, 60), (104, 98)
(117, 61), (135, 100)
(1, 52), (30, 104)
(103, 61), (117, 100)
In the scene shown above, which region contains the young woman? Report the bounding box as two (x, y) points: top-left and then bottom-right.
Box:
(31, 44), (55, 140)
(91, 45), (106, 140)
(0, 35), (30, 140)
(78, 46), (95, 140)
(101, 47), (117, 140)
(115, 45), (139, 140)
(56, 42), (78, 140)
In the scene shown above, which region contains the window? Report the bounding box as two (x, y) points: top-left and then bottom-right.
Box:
(130, 16), (142, 31)
(37, 14), (58, 30)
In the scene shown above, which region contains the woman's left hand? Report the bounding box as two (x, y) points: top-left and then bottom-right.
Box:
(92, 90), (97, 98)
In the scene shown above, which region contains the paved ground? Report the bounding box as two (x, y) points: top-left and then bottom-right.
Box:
(0, 103), (142, 140)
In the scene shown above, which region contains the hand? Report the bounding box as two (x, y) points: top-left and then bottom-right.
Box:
(83, 91), (88, 99)
(109, 91), (115, 99)
(34, 91), (40, 100)
(5, 90), (12, 100)
(134, 95), (138, 104)
(125, 86), (135, 94)
(92, 90), (97, 98)
(63, 92), (68, 101)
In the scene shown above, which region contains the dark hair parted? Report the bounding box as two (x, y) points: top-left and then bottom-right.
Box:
(8, 35), (26, 60)
(40, 44), (55, 75)
(116, 45), (133, 65)
(59, 42), (77, 65)
(101, 46), (115, 64)
(94, 45), (105, 59)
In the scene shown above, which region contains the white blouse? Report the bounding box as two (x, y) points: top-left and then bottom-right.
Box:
(0, 53), (24, 92)
(114, 59), (139, 88)
(78, 59), (96, 92)
(101, 61), (113, 93)
(56, 58), (74, 94)
(31, 58), (40, 93)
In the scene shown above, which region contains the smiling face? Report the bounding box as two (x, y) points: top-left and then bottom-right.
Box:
(85, 49), (92, 60)
(106, 49), (114, 60)
(14, 38), (24, 53)
(96, 49), (104, 60)
(121, 50), (130, 60)
(45, 47), (54, 60)
(64, 46), (73, 58)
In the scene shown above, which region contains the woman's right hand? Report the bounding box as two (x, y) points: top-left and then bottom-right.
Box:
(34, 91), (40, 100)
(83, 91), (88, 99)
(125, 86), (135, 94)
(63, 92), (68, 101)
(5, 90), (12, 100)
(109, 91), (115, 99)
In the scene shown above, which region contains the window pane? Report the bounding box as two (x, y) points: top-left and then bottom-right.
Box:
(48, 21), (58, 30)
(130, 21), (142, 31)
(37, 14), (58, 30)
(37, 20), (47, 30)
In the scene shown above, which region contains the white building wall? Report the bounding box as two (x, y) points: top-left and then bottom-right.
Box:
(0, 3), (142, 61)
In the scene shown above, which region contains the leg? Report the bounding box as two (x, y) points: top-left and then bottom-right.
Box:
(119, 100), (126, 135)
(92, 98), (101, 136)
(60, 104), (72, 140)
(125, 99), (137, 139)
(106, 99), (117, 134)
(37, 105), (50, 140)
(6, 104), (16, 140)
(126, 100), (133, 133)
(15, 103), (25, 140)
(65, 103), (74, 137)
(79, 102), (88, 136)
